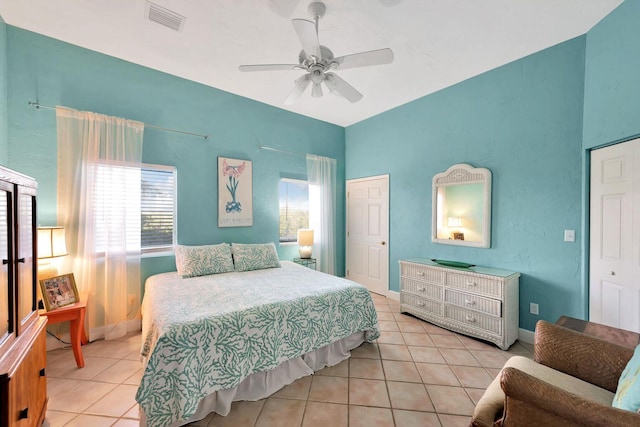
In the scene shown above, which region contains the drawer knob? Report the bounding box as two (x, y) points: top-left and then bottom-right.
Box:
(465, 316), (476, 323)
(464, 300), (476, 306)
(19, 407), (29, 420)
(40, 368), (46, 377)
(417, 301), (425, 307)
(466, 281), (477, 287)
(418, 287), (426, 292)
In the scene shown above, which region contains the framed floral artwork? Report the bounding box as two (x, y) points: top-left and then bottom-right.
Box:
(218, 157), (253, 227)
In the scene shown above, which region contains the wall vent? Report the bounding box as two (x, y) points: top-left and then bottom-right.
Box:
(145, 1), (186, 32)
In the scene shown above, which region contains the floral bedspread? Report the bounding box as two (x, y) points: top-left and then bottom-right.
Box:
(135, 261), (380, 427)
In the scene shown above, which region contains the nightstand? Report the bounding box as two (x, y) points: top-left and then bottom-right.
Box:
(40, 300), (88, 368)
(294, 257), (316, 270)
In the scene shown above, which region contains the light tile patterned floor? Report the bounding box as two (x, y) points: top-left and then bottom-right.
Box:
(43, 293), (533, 426)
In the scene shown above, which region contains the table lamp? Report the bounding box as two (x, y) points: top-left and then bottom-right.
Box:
(448, 217), (464, 240)
(297, 229), (314, 259)
(37, 226), (68, 279)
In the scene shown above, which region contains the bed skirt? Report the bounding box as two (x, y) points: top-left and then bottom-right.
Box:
(139, 331), (366, 427)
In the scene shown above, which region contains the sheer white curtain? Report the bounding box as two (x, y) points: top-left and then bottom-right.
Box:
(306, 154), (337, 275)
(56, 107), (144, 340)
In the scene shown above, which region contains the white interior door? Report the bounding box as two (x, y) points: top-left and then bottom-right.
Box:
(346, 175), (389, 295)
(590, 138), (640, 332)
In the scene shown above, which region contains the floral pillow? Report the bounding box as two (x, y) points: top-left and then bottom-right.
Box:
(612, 344), (640, 413)
(231, 242), (281, 272)
(175, 243), (234, 278)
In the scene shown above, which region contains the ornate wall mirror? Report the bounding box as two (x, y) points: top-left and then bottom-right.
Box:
(432, 163), (492, 248)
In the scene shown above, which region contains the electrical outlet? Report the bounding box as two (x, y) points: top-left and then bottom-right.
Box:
(128, 294), (137, 306)
(530, 302), (539, 315)
(564, 230), (575, 242)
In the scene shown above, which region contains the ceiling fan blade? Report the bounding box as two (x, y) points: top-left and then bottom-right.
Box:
(311, 82), (323, 98)
(284, 74), (311, 105)
(292, 19), (322, 59)
(324, 73), (363, 103)
(332, 48), (394, 70)
(239, 64), (300, 72)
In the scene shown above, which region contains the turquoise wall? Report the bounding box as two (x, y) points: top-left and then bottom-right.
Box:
(0, 15), (7, 163)
(583, 0), (640, 149)
(5, 0), (638, 333)
(5, 27), (346, 285)
(346, 37), (586, 332)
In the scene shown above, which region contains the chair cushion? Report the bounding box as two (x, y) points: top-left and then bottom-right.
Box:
(472, 356), (615, 427)
(613, 344), (640, 413)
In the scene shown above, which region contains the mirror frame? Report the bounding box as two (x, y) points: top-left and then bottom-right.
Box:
(431, 163), (492, 248)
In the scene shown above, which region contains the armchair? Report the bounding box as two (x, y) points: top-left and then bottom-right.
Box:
(471, 320), (640, 426)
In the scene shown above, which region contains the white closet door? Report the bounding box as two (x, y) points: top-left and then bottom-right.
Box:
(590, 138), (640, 332)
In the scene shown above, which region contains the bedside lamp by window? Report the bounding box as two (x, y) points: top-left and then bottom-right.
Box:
(297, 229), (314, 259)
(37, 226), (68, 279)
(448, 217), (464, 240)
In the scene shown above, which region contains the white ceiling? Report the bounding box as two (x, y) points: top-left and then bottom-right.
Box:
(0, 0), (623, 127)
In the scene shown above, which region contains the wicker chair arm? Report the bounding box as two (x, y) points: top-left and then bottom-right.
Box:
(533, 320), (633, 392)
(500, 367), (640, 426)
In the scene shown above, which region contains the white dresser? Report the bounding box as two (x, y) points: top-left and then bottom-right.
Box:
(399, 258), (520, 350)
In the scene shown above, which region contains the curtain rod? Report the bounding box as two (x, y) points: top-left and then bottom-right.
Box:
(258, 146), (337, 163)
(258, 145), (307, 158)
(28, 101), (209, 140)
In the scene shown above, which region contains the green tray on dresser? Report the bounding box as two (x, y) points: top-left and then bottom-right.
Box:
(430, 259), (475, 268)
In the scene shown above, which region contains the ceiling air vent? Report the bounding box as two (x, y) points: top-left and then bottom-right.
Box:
(145, 1), (186, 32)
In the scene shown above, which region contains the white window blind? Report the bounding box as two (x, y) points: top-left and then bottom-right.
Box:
(141, 167), (176, 250)
(279, 178), (309, 243)
(93, 163), (176, 254)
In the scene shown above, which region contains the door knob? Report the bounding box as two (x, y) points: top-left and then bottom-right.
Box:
(379, 241), (386, 245)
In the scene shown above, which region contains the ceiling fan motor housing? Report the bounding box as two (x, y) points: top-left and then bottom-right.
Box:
(298, 46), (334, 67)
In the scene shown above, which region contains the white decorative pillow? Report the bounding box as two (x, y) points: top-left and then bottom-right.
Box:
(231, 242), (281, 272)
(175, 243), (234, 278)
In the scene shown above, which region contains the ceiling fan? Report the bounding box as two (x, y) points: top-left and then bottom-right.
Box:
(239, 1), (394, 105)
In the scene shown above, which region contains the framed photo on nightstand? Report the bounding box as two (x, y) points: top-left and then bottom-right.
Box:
(39, 273), (79, 311)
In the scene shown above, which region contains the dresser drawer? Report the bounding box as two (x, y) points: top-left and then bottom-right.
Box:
(401, 278), (443, 300)
(401, 292), (443, 316)
(446, 273), (502, 298)
(401, 262), (444, 284)
(445, 305), (503, 336)
(444, 289), (502, 316)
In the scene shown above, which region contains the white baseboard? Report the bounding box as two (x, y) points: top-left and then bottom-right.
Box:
(518, 328), (535, 345)
(45, 319), (142, 352)
(387, 290), (400, 301)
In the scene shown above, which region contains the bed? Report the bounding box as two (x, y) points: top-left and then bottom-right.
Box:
(135, 249), (380, 427)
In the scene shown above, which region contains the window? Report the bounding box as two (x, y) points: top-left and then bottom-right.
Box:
(141, 167), (176, 251)
(94, 163), (176, 254)
(279, 178), (309, 243)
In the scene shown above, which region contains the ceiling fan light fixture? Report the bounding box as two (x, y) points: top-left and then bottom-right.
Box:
(324, 73), (336, 92)
(311, 83), (323, 98)
(294, 74), (311, 90)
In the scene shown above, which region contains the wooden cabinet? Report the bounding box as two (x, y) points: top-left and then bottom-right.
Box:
(0, 166), (46, 426)
(400, 258), (519, 350)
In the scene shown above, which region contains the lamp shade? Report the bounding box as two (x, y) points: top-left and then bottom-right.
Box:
(447, 217), (462, 227)
(38, 226), (68, 259)
(297, 229), (314, 246)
